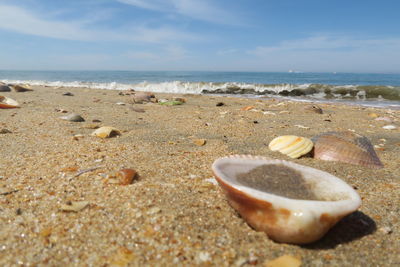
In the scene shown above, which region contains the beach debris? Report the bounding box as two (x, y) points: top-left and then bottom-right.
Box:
(11, 84), (33, 92)
(130, 107), (145, 113)
(264, 255), (302, 267)
(0, 188), (19, 196)
(0, 96), (20, 109)
(75, 166), (101, 177)
(116, 168), (138, 185)
(269, 135), (313, 159)
(0, 128), (12, 134)
(0, 84), (11, 92)
(263, 111), (276, 115)
(304, 104), (323, 114)
(55, 108), (68, 113)
(368, 113), (379, 118)
(62, 92), (74, 96)
(294, 124), (310, 129)
(382, 125), (397, 130)
(60, 201), (89, 212)
(60, 113), (85, 122)
(312, 131), (383, 168)
(216, 102), (225, 106)
(131, 92), (156, 103)
(193, 139), (206, 146)
(241, 106), (255, 111)
(159, 100), (184, 106)
(375, 117), (393, 122)
(116, 102), (126, 105)
(173, 97), (186, 103)
(212, 155), (361, 244)
(91, 126), (121, 138)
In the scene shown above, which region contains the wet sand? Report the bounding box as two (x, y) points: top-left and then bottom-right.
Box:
(0, 85), (399, 266)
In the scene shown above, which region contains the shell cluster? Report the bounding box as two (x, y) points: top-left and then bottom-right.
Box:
(212, 155), (361, 244)
(269, 135), (313, 159)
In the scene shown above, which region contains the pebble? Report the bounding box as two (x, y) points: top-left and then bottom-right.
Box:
(216, 102), (225, 106)
(116, 168), (138, 185)
(0, 128), (12, 134)
(62, 92), (74, 96)
(0, 85), (11, 92)
(379, 226), (393, 234)
(59, 201), (89, 212)
(193, 139), (206, 146)
(382, 125), (397, 130)
(304, 104), (323, 114)
(91, 126), (121, 138)
(60, 113), (85, 122)
(264, 255), (302, 267)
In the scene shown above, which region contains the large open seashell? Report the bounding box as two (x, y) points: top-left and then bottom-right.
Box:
(212, 155), (361, 244)
(269, 135), (313, 159)
(312, 131), (383, 168)
(0, 96), (20, 109)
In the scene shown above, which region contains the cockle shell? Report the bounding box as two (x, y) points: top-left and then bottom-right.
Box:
(0, 96), (20, 109)
(312, 131), (383, 168)
(91, 126), (121, 138)
(212, 155), (361, 244)
(269, 135), (313, 158)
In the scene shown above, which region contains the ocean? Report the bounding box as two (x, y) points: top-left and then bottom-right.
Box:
(1, 70), (399, 108)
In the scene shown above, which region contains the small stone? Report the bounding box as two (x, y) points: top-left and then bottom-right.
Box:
(60, 113), (85, 122)
(60, 201), (89, 212)
(304, 104), (323, 114)
(379, 226), (393, 234)
(264, 255), (301, 267)
(368, 113), (379, 118)
(92, 119), (101, 123)
(382, 125), (397, 130)
(62, 92), (74, 96)
(0, 85), (11, 92)
(91, 126), (121, 138)
(193, 139), (206, 146)
(0, 129), (12, 134)
(216, 102), (225, 106)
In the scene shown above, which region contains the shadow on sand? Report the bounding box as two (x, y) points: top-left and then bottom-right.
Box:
(303, 211), (376, 250)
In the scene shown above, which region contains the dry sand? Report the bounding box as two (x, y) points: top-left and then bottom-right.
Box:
(0, 85), (399, 266)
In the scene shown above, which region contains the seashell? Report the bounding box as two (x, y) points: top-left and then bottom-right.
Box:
(382, 125), (397, 130)
(269, 135), (313, 159)
(91, 126), (121, 138)
(11, 84), (33, 92)
(312, 131), (383, 168)
(60, 113), (85, 122)
(116, 168), (138, 185)
(303, 104), (323, 114)
(212, 155), (361, 244)
(0, 84), (11, 92)
(0, 96), (20, 109)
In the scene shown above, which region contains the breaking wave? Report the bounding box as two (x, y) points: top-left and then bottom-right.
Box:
(1, 79), (400, 102)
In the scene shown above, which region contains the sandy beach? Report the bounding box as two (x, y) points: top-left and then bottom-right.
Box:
(0, 85), (399, 266)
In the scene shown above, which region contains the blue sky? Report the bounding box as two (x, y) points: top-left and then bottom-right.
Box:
(0, 0), (399, 73)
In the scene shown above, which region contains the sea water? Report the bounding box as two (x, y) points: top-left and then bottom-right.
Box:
(1, 70), (399, 108)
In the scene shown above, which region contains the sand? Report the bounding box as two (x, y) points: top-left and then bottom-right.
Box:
(0, 85), (399, 266)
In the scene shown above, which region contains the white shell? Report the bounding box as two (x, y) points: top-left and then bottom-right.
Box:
(0, 96), (20, 108)
(212, 155), (361, 244)
(269, 135), (313, 158)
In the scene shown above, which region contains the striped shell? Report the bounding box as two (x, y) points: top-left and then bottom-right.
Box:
(269, 135), (313, 158)
(312, 131), (383, 168)
(212, 155), (361, 244)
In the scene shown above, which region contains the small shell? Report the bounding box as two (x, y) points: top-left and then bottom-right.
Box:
(312, 131), (383, 168)
(269, 136), (313, 158)
(212, 155), (361, 244)
(60, 113), (85, 122)
(116, 168), (138, 185)
(11, 84), (33, 92)
(382, 125), (397, 130)
(91, 126), (121, 138)
(0, 96), (20, 109)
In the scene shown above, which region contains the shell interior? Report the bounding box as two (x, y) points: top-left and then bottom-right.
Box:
(213, 156), (357, 203)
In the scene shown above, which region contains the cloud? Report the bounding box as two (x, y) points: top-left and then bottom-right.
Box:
(116, 0), (239, 25)
(0, 3), (201, 43)
(248, 35), (400, 55)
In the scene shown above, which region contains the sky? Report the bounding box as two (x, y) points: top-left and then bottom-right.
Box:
(0, 0), (400, 73)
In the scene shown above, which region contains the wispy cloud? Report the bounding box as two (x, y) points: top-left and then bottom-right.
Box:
(116, 0), (239, 25)
(0, 3), (201, 43)
(248, 35), (400, 55)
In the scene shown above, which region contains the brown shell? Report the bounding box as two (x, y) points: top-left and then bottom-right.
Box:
(312, 131), (383, 168)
